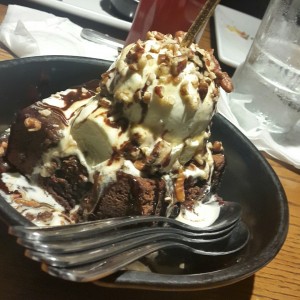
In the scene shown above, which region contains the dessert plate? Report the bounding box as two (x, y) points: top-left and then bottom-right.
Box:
(214, 5), (261, 68)
(0, 56), (288, 290)
(26, 0), (132, 31)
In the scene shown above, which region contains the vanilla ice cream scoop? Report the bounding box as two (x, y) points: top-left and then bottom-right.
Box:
(101, 31), (231, 170)
(104, 32), (219, 143)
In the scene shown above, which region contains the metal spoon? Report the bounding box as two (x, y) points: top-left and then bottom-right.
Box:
(41, 221), (249, 282)
(25, 224), (240, 268)
(17, 221), (238, 254)
(10, 200), (242, 242)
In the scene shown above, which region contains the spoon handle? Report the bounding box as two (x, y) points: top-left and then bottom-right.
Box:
(17, 224), (236, 254)
(10, 202), (241, 242)
(24, 226), (236, 268)
(42, 222), (249, 282)
(44, 241), (176, 282)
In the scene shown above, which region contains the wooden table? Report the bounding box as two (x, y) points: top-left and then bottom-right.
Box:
(0, 3), (299, 300)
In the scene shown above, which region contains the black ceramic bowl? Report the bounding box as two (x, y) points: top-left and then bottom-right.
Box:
(0, 56), (289, 291)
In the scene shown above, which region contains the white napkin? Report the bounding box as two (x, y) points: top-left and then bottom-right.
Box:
(0, 5), (119, 61)
(217, 90), (300, 169)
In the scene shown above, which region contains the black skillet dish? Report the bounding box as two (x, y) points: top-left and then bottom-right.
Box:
(0, 56), (289, 290)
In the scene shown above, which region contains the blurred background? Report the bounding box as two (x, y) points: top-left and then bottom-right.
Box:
(0, 0), (271, 75)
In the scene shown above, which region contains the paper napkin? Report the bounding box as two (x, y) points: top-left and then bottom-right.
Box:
(0, 5), (119, 61)
(218, 90), (300, 168)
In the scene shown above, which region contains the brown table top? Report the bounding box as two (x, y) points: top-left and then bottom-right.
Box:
(0, 3), (299, 300)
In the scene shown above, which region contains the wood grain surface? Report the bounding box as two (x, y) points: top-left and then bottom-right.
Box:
(0, 3), (299, 300)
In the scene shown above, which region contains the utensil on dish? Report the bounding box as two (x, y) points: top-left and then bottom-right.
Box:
(37, 221), (249, 282)
(23, 221), (247, 268)
(9, 200), (242, 242)
(15, 221), (239, 254)
(8, 200), (248, 281)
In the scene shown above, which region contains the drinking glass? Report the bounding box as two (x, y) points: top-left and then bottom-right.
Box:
(125, 0), (207, 45)
(231, 0), (300, 138)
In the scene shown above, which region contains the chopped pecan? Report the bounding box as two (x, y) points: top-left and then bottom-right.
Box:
(153, 31), (165, 40)
(143, 91), (152, 103)
(0, 141), (8, 157)
(175, 168), (185, 202)
(198, 81), (209, 101)
(154, 86), (164, 98)
(157, 54), (169, 64)
(211, 141), (223, 153)
(211, 54), (234, 93)
(218, 71), (234, 93)
(24, 117), (42, 132)
(126, 42), (145, 65)
(171, 56), (187, 77)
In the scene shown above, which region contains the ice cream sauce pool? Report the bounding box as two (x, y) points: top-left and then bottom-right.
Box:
(0, 31), (232, 228)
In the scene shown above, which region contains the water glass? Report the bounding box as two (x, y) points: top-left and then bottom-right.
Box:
(231, 0), (300, 138)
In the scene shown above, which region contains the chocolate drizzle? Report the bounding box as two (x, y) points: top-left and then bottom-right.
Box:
(61, 88), (94, 110)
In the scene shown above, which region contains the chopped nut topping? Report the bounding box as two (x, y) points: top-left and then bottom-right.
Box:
(79, 174), (89, 182)
(198, 82), (209, 101)
(128, 63), (139, 71)
(157, 54), (169, 65)
(174, 31), (185, 40)
(217, 71), (234, 93)
(154, 86), (164, 98)
(143, 91), (152, 103)
(24, 117), (42, 132)
(38, 109), (51, 117)
(157, 64), (170, 77)
(98, 97), (111, 108)
(175, 168), (185, 202)
(134, 160), (146, 171)
(180, 82), (189, 96)
(114, 91), (131, 103)
(170, 56), (187, 77)
(153, 31), (165, 40)
(126, 41), (145, 65)
(0, 141), (8, 157)
(211, 141), (223, 153)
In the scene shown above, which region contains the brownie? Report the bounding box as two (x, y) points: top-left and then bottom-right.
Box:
(39, 156), (93, 212)
(6, 81), (98, 176)
(0, 131), (11, 173)
(88, 172), (167, 220)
